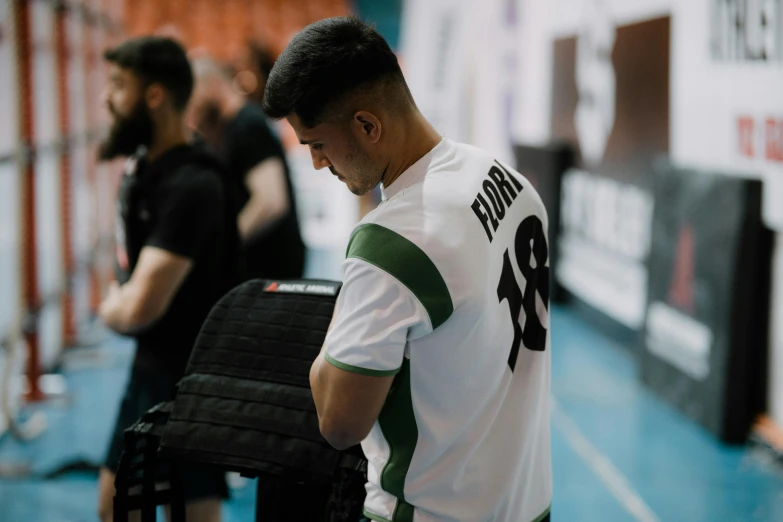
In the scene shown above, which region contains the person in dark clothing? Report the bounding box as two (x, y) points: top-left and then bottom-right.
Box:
(188, 57), (305, 280)
(96, 36), (238, 522)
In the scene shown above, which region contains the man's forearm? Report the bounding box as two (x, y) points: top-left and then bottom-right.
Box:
(308, 353), (369, 450)
(309, 353), (327, 411)
(100, 285), (156, 335)
(310, 301), (339, 439)
(101, 301), (139, 335)
(240, 157), (290, 240)
(237, 198), (288, 240)
(309, 354), (344, 444)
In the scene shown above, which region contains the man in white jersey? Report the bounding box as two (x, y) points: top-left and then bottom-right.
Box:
(262, 17), (552, 522)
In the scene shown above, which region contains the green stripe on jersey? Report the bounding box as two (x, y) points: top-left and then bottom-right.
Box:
(377, 358), (416, 522)
(346, 223), (453, 329)
(392, 499), (415, 522)
(361, 509), (391, 522)
(323, 353), (400, 377)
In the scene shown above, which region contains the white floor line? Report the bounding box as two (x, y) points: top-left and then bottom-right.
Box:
(551, 398), (661, 522)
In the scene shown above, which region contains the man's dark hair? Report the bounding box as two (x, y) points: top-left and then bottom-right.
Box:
(104, 36), (194, 112)
(262, 17), (412, 127)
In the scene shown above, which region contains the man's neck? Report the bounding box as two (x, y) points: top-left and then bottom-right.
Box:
(146, 120), (190, 162)
(382, 111), (442, 189)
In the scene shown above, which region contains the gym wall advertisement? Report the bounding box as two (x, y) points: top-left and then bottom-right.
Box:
(671, 0), (783, 429)
(512, 0), (782, 436)
(641, 166), (770, 442)
(550, 12), (669, 333)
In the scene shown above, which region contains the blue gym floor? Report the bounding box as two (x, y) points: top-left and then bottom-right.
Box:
(1, 305), (782, 522)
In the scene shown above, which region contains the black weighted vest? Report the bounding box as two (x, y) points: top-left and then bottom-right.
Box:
(158, 278), (367, 517)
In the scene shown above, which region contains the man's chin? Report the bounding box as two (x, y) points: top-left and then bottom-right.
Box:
(348, 184), (372, 197)
(97, 142), (119, 162)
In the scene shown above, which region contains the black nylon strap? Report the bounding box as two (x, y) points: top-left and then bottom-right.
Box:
(176, 374), (317, 411)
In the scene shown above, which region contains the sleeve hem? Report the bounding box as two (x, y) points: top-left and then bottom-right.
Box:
(324, 352), (400, 377)
(143, 240), (196, 261)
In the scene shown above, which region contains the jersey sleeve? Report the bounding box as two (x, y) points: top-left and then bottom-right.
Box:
(146, 169), (223, 259)
(323, 258), (430, 376)
(324, 222), (455, 376)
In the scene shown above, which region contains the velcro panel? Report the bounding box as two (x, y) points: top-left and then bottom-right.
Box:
(186, 280), (336, 387)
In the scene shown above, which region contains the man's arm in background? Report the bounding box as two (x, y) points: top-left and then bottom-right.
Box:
(99, 247), (192, 334)
(237, 156), (290, 240)
(100, 168), (222, 335)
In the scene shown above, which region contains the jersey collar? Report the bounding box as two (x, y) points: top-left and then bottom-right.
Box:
(381, 138), (448, 201)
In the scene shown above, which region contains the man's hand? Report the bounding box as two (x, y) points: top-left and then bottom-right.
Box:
(98, 247), (193, 335)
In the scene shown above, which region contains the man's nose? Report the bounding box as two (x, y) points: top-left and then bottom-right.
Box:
(310, 149), (331, 171)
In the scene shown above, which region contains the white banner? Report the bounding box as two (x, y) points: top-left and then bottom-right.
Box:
(400, 0), (517, 164)
(400, 0), (472, 143)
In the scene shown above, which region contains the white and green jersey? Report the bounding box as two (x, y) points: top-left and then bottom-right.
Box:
(324, 138), (551, 522)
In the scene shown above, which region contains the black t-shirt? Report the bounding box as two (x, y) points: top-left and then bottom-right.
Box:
(116, 144), (238, 376)
(222, 103), (305, 280)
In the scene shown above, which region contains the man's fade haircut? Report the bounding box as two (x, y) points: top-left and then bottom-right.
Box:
(104, 36), (194, 112)
(262, 17), (412, 127)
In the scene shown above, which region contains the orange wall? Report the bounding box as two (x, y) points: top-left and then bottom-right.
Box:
(123, 0), (349, 65)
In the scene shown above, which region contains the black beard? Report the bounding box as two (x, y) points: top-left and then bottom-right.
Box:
(98, 101), (154, 161)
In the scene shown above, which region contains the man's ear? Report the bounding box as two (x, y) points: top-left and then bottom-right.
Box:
(145, 83), (166, 112)
(353, 111), (382, 144)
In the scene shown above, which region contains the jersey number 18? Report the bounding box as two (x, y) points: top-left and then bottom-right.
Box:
(496, 216), (549, 372)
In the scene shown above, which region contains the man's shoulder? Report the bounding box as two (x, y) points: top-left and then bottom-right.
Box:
(431, 139), (497, 171)
(351, 199), (421, 245)
(156, 161), (223, 205)
(345, 220), (453, 330)
(232, 103), (274, 134)
(347, 210), (442, 288)
(227, 104), (284, 166)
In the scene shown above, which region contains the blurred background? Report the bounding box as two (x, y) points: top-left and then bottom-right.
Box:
(1, 0), (783, 520)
